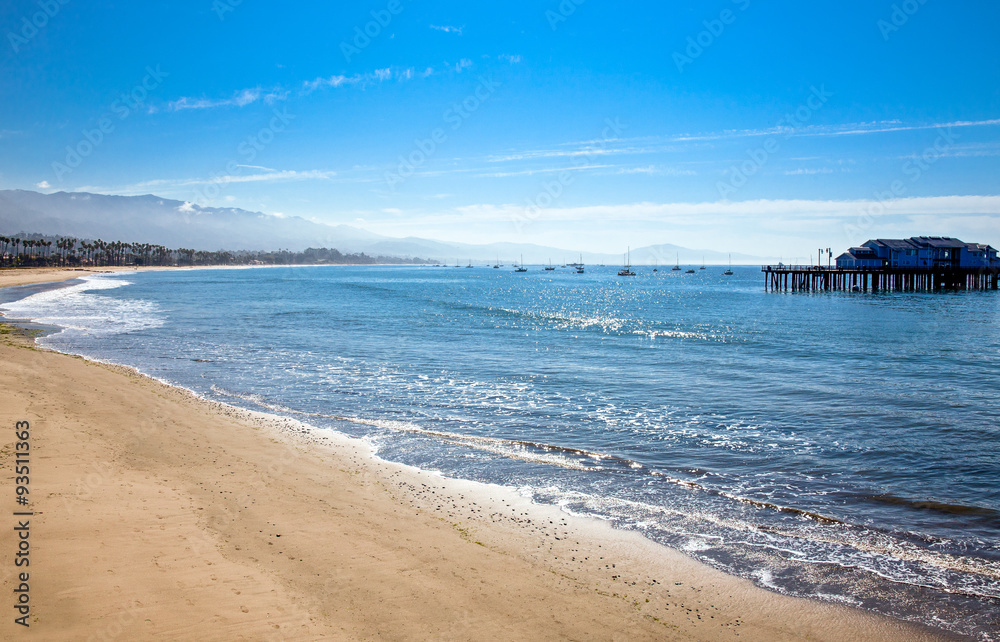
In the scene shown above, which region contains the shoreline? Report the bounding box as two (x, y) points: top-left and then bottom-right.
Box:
(0, 268), (951, 640)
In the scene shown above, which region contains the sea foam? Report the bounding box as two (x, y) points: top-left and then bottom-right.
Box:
(0, 275), (164, 339)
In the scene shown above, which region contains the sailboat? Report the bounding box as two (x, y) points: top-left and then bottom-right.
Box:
(700, 256), (706, 270)
(544, 258), (555, 271)
(466, 259), (473, 268)
(493, 255), (500, 269)
(515, 254), (528, 272)
(575, 253), (585, 274)
(617, 247), (636, 276)
(671, 253), (681, 270)
(653, 259), (658, 272)
(724, 254), (734, 276)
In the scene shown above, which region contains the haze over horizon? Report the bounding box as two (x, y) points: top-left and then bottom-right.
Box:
(2, 1), (999, 256)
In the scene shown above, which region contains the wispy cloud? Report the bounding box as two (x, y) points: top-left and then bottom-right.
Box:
(480, 116), (1000, 173)
(430, 25), (464, 35)
(303, 67), (415, 93)
(671, 117), (1000, 143)
(77, 169), (338, 196)
(466, 195), (1000, 223)
(896, 141), (1000, 160)
(168, 87), (288, 111)
(488, 145), (659, 163)
(475, 164), (616, 178)
(341, 196), (1000, 237)
(616, 166), (697, 176)
(785, 168), (835, 175)
(453, 58), (473, 73)
(499, 54), (522, 64)
(200, 169), (337, 185)
(823, 118), (1000, 137)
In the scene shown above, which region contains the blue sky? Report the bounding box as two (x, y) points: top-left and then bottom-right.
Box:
(2, 0), (999, 256)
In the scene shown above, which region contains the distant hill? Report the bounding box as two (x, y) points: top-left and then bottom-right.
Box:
(0, 189), (772, 264)
(0, 189), (381, 252)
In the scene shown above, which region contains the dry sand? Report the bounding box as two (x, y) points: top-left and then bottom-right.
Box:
(0, 268), (949, 640)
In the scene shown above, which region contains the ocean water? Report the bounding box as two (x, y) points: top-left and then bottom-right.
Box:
(4, 265), (999, 639)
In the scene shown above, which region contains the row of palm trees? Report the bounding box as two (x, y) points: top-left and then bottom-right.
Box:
(0, 236), (235, 268)
(0, 235), (430, 268)
(0, 237), (55, 264)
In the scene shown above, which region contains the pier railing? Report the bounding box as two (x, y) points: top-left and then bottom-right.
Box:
(763, 265), (996, 273)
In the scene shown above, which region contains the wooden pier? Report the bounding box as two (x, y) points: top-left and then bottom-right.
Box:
(762, 265), (1000, 292)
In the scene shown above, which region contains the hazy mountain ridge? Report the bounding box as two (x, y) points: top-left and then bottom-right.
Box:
(0, 190), (380, 252)
(0, 190), (771, 264)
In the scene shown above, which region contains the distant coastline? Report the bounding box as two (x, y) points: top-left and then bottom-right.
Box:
(0, 233), (434, 268)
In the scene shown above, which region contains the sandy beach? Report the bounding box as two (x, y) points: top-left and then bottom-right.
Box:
(0, 268), (949, 640)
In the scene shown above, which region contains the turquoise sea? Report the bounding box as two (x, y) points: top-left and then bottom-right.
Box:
(3, 265), (999, 639)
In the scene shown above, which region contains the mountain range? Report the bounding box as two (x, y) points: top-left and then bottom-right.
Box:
(0, 189), (771, 264)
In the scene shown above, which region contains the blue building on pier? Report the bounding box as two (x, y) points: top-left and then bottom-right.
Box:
(836, 237), (998, 270)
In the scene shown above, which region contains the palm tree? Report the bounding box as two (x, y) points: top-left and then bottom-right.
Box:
(56, 237), (72, 266)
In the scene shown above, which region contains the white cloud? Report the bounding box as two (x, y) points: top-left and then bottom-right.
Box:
(188, 169), (337, 186)
(168, 87), (288, 111)
(499, 54), (522, 64)
(78, 169), (338, 197)
(671, 117), (1000, 143)
(303, 67), (419, 93)
(635, 196), (993, 220)
(430, 25), (464, 35)
(454, 58), (473, 73)
(374, 195), (1000, 230)
(785, 168), (835, 175)
(35, 180), (51, 189)
(476, 164), (616, 178)
(306, 75), (354, 92)
(488, 146), (651, 163)
(616, 166), (696, 176)
(236, 164), (276, 172)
